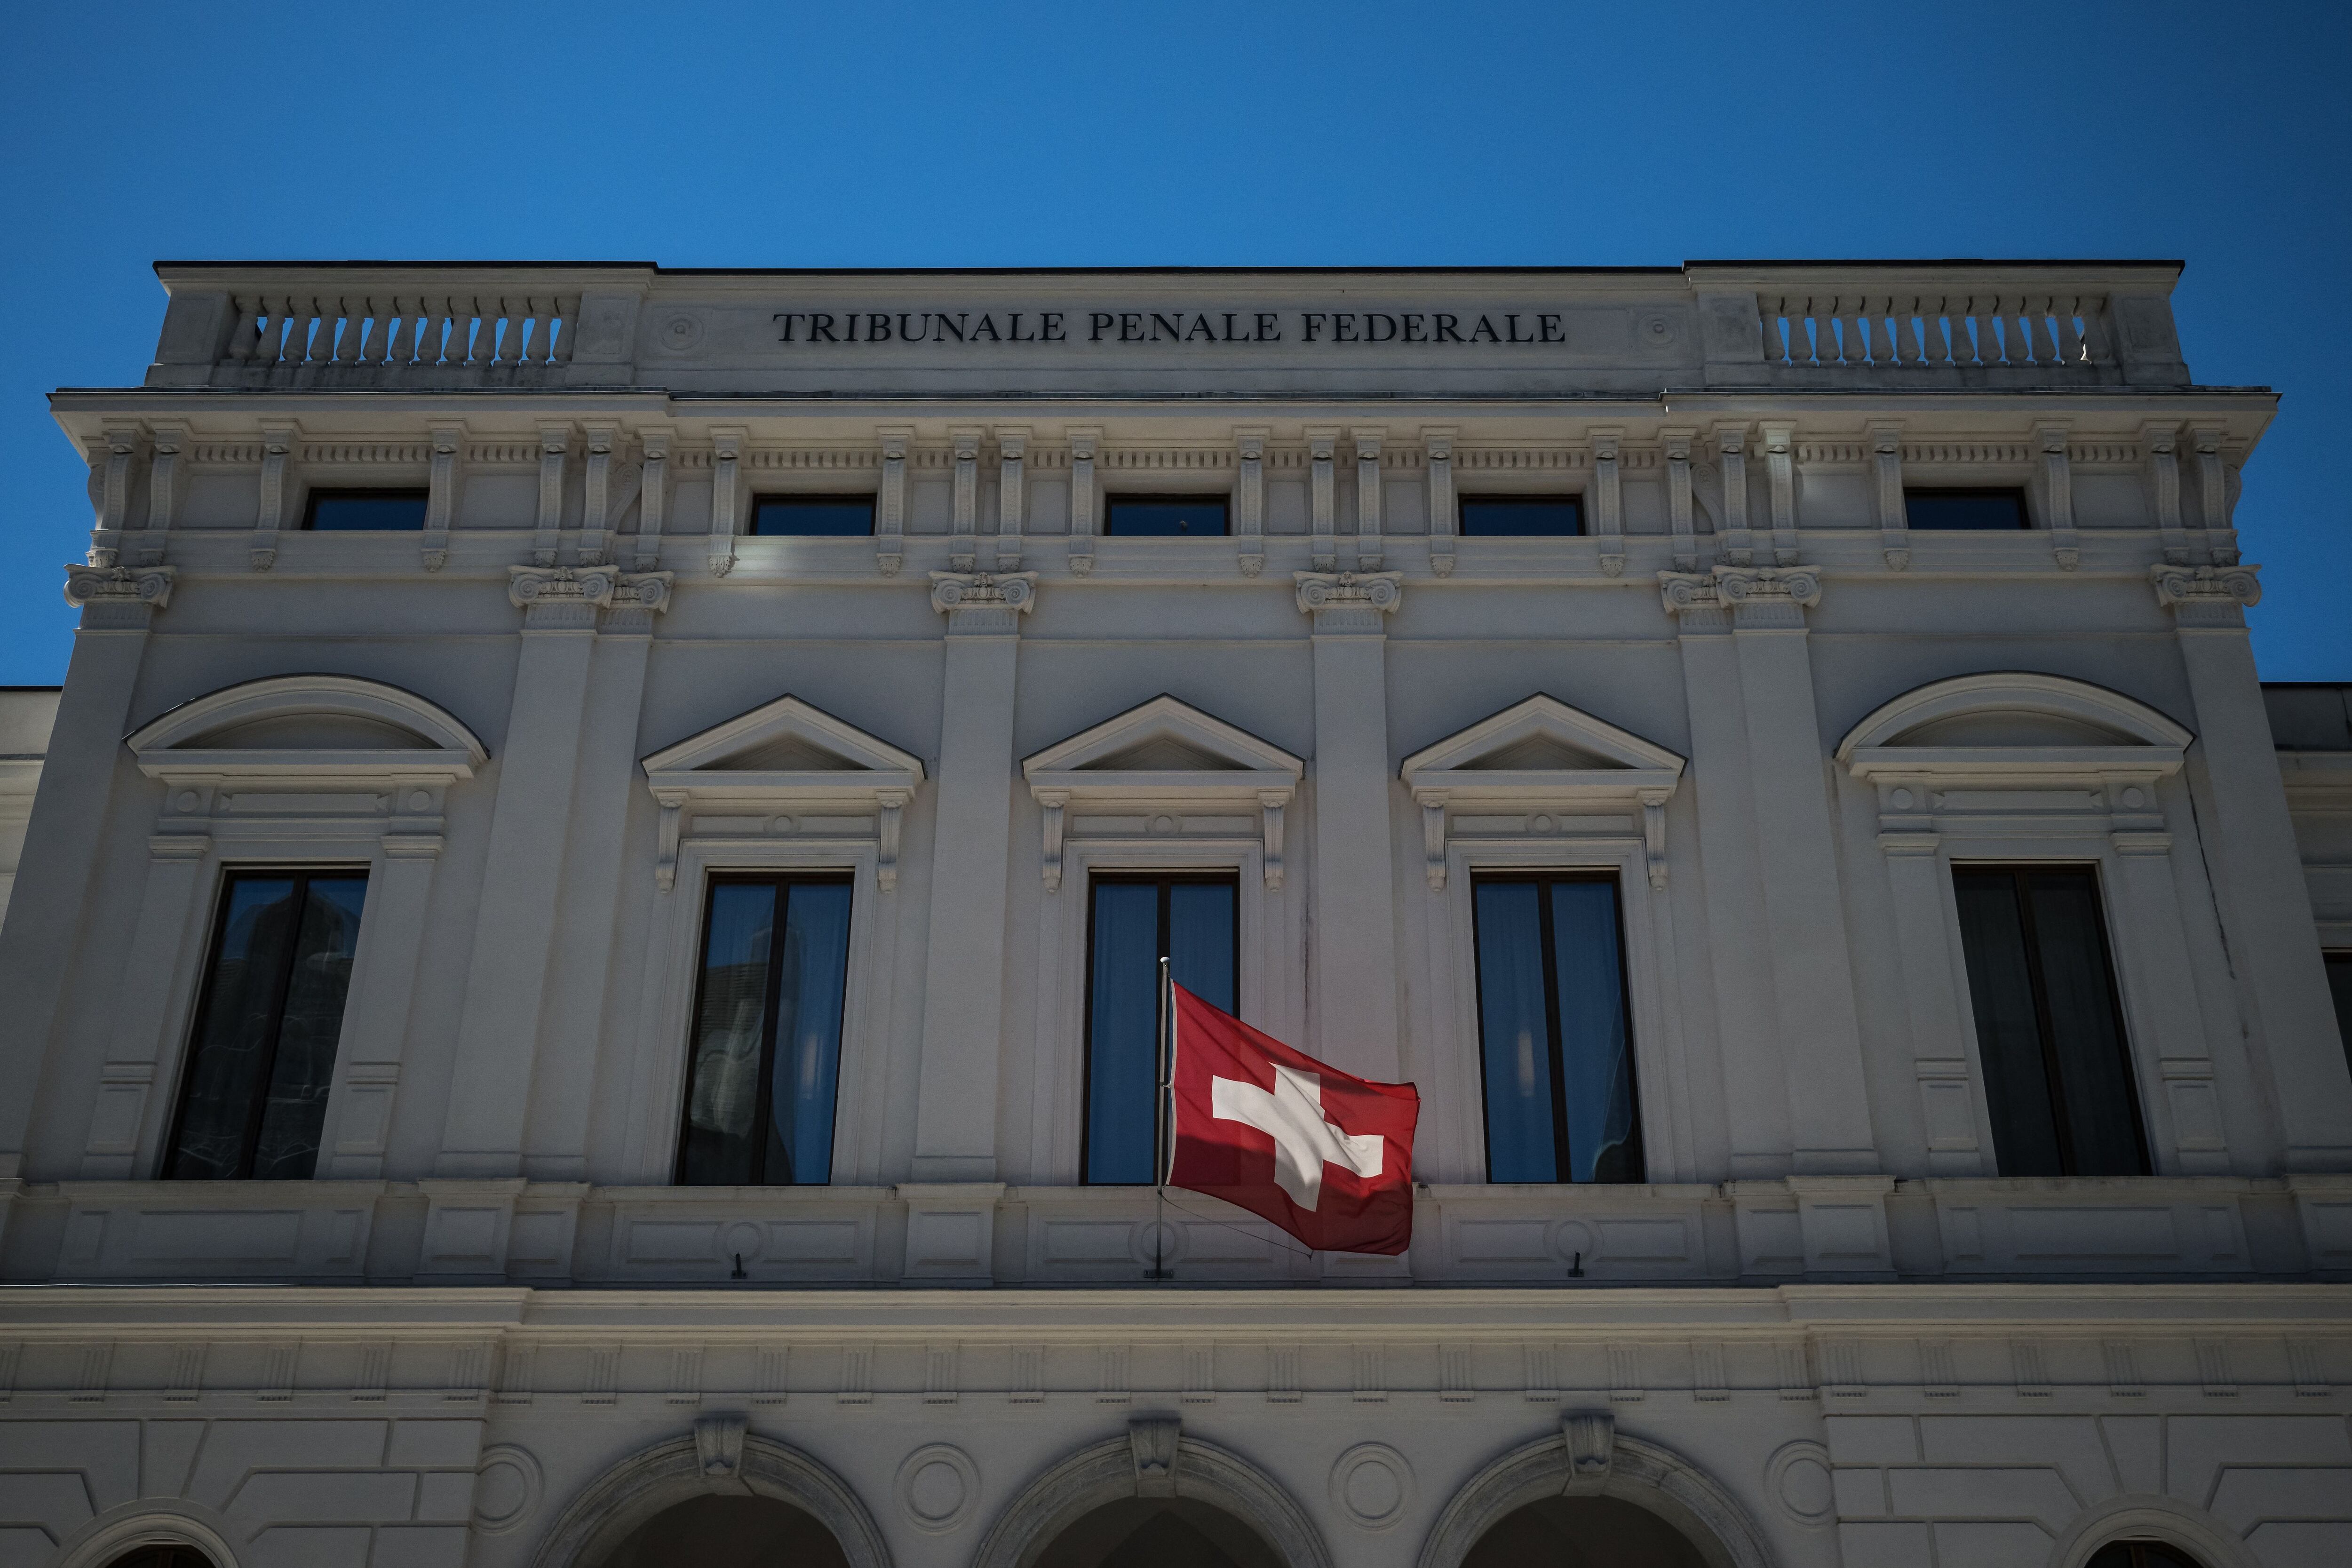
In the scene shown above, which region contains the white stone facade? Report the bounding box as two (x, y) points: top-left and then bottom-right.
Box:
(0, 262), (2346, 1566)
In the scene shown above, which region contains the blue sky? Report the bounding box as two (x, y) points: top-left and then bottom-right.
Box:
(3, 0), (2344, 682)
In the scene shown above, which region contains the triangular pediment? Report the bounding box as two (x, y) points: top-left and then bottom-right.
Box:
(1401, 695), (1685, 795)
(1024, 696), (1302, 788)
(642, 695), (923, 791)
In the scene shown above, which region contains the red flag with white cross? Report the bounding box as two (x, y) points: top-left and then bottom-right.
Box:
(1163, 983), (1420, 1256)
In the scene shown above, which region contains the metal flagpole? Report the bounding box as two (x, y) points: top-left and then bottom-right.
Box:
(1148, 955), (1173, 1281)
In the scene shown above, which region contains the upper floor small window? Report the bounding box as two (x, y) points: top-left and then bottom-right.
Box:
(751, 494), (874, 536)
(1459, 496), (1584, 537)
(1085, 873), (1237, 1183)
(165, 870), (370, 1180)
(679, 875), (854, 1186)
(1905, 487), (2029, 531)
(1104, 495), (1229, 537)
(1952, 865), (2148, 1177)
(303, 488), (428, 531)
(1470, 873), (1642, 1184)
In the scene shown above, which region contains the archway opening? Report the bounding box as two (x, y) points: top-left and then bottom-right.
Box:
(2088, 1545), (2201, 1568)
(1032, 1496), (1285, 1568)
(593, 1494), (851, 1568)
(1462, 1495), (1708, 1568)
(104, 1552), (216, 1568)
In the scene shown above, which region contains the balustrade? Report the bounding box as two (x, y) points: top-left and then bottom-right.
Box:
(219, 294), (577, 373)
(1756, 291), (2114, 372)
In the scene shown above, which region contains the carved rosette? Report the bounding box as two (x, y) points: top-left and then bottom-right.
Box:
(1294, 570), (1403, 633)
(2151, 562), (2260, 627)
(930, 570), (1039, 633)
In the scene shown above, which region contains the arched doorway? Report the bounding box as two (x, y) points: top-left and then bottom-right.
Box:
(103, 1552), (216, 1568)
(593, 1494), (850, 1568)
(1461, 1495), (1708, 1568)
(531, 1419), (890, 1568)
(2088, 1545), (2202, 1568)
(1032, 1497), (1285, 1568)
(973, 1419), (1331, 1568)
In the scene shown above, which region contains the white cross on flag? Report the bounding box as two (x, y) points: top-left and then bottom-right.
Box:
(1165, 984), (1420, 1255)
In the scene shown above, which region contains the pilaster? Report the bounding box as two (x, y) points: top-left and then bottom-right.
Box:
(1758, 421), (1796, 565)
(1662, 428), (1699, 572)
(2152, 563), (2352, 1168)
(950, 428), (983, 572)
(2190, 424), (2240, 564)
(579, 422), (619, 565)
(87, 425), (141, 569)
(436, 566), (669, 1176)
(1295, 572), (1404, 1080)
(1661, 565), (1877, 1175)
(424, 420), (465, 571)
(2141, 421), (2186, 564)
(1234, 427), (1267, 578)
(1711, 422), (1751, 565)
(532, 422), (572, 567)
(910, 572), (1038, 1181)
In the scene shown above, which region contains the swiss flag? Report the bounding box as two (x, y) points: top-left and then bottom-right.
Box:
(1164, 984), (1421, 1256)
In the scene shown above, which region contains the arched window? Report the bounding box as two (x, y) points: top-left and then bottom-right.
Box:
(2087, 1543), (2202, 1568)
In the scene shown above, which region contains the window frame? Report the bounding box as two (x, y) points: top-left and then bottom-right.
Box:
(1949, 860), (2152, 1178)
(160, 865), (373, 1182)
(673, 870), (858, 1187)
(748, 492), (878, 537)
(1078, 869), (1241, 1186)
(1102, 492), (1232, 538)
(1466, 868), (1645, 1185)
(1456, 493), (1587, 538)
(300, 486), (431, 532)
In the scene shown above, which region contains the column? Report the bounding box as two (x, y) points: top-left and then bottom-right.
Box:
(909, 571), (1037, 1181)
(521, 575), (668, 1179)
(435, 566), (611, 1176)
(2154, 564), (2352, 1168)
(0, 565), (176, 1177)
(1295, 572), (1403, 1080)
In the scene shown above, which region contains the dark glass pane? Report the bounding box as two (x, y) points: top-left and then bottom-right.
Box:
(1167, 882), (1236, 1012)
(1551, 881), (1639, 1183)
(248, 876), (367, 1180)
(2024, 870), (2147, 1175)
(2325, 953), (2352, 1078)
(1104, 497), (1229, 537)
(304, 490), (428, 531)
(751, 496), (874, 536)
(681, 883), (778, 1185)
(1474, 881), (1557, 1183)
(1085, 883), (1161, 1184)
(2087, 1545), (2201, 1568)
(767, 882), (852, 1186)
(167, 877), (299, 1179)
(1905, 489), (2029, 531)
(1954, 872), (2067, 1176)
(1460, 497), (1583, 537)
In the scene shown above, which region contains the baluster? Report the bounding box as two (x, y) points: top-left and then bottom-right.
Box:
(385, 296), (414, 364)
(497, 298), (524, 364)
(1970, 298), (2004, 366)
(2029, 296), (2061, 365)
(223, 297), (260, 363)
(1757, 294), (1784, 364)
(1844, 297), (1875, 365)
(252, 297), (283, 366)
(358, 297), (387, 364)
(518, 298), (543, 365)
(1919, 297), (1951, 366)
(288, 297), (321, 364)
(465, 298), (493, 366)
(332, 298), (363, 364)
(2053, 296), (2087, 365)
(1898, 295), (1931, 366)
(421, 297), (451, 364)
(2078, 296), (2114, 365)
(2002, 299), (2031, 365)
(552, 296), (578, 362)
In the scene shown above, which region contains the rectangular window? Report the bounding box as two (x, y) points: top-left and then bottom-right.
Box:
(1104, 495), (1230, 537)
(1459, 495), (1584, 537)
(1905, 487), (2030, 531)
(678, 876), (854, 1186)
(303, 488), (429, 531)
(1952, 865), (2149, 1176)
(164, 870), (370, 1180)
(1084, 873), (1237, 1184)
(1469, 873), (1642, 1184)
(750, 494), (875, 536)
